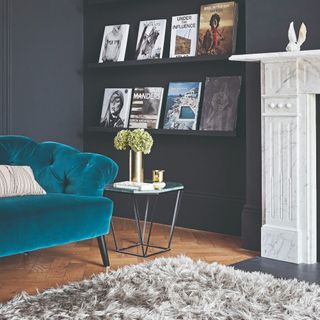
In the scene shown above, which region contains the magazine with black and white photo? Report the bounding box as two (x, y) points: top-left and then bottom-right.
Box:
(170, 14), (198, 58)
(98, 25), (130, 63)
(163, 82), (202, 130)
(135, 19), (167, 60)
(199, 76), (241, 131)
(129, 87), (164, 129)
(100, 88), (132, 128)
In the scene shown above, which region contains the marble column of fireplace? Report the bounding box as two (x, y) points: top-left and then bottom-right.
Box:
(230, 50), (320, 264)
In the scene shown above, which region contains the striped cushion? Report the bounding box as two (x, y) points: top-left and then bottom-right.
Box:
(0, 165), (46, 197)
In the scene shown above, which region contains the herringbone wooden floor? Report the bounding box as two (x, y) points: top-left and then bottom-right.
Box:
(0, 217), (257, 302)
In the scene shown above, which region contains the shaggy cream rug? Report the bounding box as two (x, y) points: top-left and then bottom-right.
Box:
(0, 256), (319, 319)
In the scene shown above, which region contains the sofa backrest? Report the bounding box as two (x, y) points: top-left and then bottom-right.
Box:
(0, 135), (118, 197)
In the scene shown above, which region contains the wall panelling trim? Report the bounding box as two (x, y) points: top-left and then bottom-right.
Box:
(1, 0), (12, 134)
(109, 189), (245, 236)
(184, 190), (244, 204)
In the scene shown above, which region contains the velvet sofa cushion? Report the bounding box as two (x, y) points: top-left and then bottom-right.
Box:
(0, 136), (118, 196)
(0, 194), (113, 258)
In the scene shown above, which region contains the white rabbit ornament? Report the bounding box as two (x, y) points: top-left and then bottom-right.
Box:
(286, 22), (307, 52)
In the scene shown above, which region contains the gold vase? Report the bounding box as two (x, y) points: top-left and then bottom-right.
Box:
(129, 150), (144, 183)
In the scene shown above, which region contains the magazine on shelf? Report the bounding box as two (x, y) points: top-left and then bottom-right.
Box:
(163, 82), (202, 130)
(100, 88), (132, 128)
(199, 76), (241, 132)
(98, 24), (130, 63)
(129, 87), (164, 129)
(170, 14), (198, 58)
(135, 19), (167, 60)
(197, 1), (238, 56)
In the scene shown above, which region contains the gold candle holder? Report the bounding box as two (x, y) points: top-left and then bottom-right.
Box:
(152, 170), (165, 183)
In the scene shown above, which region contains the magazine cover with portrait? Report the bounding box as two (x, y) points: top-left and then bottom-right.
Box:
(99, 25), (130, 63)
(197, 1), (238, 56)
(135, 19), (167, 60)
(163, 82), (202, 130)
(100, 88), (132, 128)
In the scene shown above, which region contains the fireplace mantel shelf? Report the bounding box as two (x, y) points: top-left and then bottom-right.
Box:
(230, 49), (320, 62)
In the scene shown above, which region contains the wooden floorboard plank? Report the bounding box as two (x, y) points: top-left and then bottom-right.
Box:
(0, 217), (257, 302)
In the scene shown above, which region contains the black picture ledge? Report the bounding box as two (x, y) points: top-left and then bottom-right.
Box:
(86, 126), (237, 137)
(87, 55), (233, 69)
(87, 0), (149, 5)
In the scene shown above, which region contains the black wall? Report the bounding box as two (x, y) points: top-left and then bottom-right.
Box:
(0, 0), (83, 149)
(84, 0), (247, 235)
(1, 0), (319, 253)
(242, 0), (320, 252)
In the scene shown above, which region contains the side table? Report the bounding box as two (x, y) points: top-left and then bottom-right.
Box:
(104, 182), (184, 257)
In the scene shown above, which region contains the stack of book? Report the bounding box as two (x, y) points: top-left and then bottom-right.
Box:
(113, 181), (155, 191)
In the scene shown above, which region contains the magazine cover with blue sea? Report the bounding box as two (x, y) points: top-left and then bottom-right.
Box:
(163, 82), (202, 130)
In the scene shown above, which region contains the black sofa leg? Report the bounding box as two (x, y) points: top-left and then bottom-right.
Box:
(97, 235), (110, 267)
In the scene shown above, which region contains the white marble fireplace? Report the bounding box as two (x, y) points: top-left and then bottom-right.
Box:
(230, 50), (320, 264)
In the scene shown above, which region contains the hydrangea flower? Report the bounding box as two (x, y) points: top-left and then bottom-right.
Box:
(114, 129), (153, 154)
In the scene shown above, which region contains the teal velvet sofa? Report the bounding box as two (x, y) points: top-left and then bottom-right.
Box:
(0, 136), (118, 266)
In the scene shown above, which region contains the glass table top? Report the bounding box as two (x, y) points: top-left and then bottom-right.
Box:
(104, 181), (184, 194)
